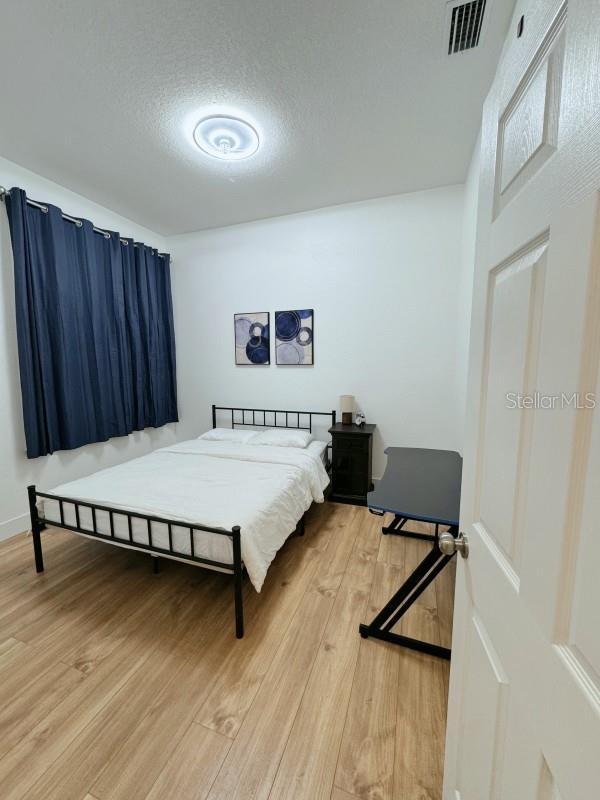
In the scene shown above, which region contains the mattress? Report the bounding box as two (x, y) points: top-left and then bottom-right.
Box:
(312, 438), (329, 466)
(41, 438), (330, 591)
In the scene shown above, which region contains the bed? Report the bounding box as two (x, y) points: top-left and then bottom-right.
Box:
(27, 405), (336, 638)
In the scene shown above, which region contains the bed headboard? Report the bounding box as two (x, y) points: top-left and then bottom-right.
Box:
(212, 405), (336, 435)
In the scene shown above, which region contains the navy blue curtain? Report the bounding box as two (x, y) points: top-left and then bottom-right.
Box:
(5, 187), (178, 458)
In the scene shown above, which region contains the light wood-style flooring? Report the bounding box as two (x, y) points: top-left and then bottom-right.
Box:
(0, 502), (455, 800)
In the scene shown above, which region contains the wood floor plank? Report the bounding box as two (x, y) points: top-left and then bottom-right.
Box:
(305, 501), (352, 553)
(23, 555), (229, 678)
(0, 636), (30, 667)
(0, 629), (157, 800)
(0, 534), (99, 604)
(404, 535), (439, 612)
(434, 557), (456, 652)
(15, 554), (148, 643)
(334, 562), (403, 800)
(394, 650), (449, 800)
(146, 722), (231, 800)
(90, 659), (222, 800)
(331, 788), (362, 800)
(195, 546), (319, 737)
(379, 523), (455, 651)
(0, 550), (123, 641)
(0, 660), (86, 762)
(0, 639), (71, 713)
(0, 638), (24, 659)
(60, 569), (200, 674)
(352, 521), (452, 800)
(88, 535), (324, 800)
(268, 512), (380, 800)
(205, 506), (363, 800)
(89, 586), (238, 800)
(196, 506), (355, 739)
(0, 527), (71, 559)
(25, 563), (172, 671)
(396, 538), (442, 647)
(302, 501), (330, 548)
(0, 530), (30, 554)
(24, 641), (198, 800)
(375, 515), (400, 566)
(0, 530), (76, 584)
(392, 534), (449, 800)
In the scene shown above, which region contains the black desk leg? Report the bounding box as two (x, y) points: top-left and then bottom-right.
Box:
(359, 528), (457, 660)
(382, 515), (436, 542)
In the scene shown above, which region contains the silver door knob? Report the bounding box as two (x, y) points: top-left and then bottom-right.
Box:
(439, 531), (469, 558)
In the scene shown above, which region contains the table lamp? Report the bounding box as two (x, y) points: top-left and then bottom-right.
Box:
(340, 395), (354, 426)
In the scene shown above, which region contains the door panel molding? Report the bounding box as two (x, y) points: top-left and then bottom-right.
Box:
(473, 521), (520, 591)
(494, 3), (567, 216)
(475, 234), (549, 574)
(456, 613), (509, 800)
(555, 644), (600, 711)
(538, 756), (565, 800)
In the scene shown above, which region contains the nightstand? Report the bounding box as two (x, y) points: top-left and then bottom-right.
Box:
(328, 423), (376, 506)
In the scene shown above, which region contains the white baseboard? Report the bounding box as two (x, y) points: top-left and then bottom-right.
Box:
(0, 512), (30, 542)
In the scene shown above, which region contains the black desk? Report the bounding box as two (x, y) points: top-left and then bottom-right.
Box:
(359, 447), (462, 660)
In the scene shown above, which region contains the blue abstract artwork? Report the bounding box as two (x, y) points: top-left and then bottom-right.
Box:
(234, 312), (270, 365)
(275, 309), (314, 365)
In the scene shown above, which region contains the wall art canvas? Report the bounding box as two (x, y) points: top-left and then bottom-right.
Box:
(234, 312), (270, 365)
(275, 309), (314, 365)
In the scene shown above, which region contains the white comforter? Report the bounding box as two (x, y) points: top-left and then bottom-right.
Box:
(42, 439), (330, 591)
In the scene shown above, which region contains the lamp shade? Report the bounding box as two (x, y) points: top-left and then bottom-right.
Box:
(340, 395), (355, 414)
(340, 395), (355, 425)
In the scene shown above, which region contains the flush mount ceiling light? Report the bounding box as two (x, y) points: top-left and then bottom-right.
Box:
(193, 115), (259, 160)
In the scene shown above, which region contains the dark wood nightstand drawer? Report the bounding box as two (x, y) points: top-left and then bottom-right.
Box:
(333, 435), (369, 453)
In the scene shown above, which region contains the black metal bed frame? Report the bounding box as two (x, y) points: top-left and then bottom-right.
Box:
(27, 404), (336, 639)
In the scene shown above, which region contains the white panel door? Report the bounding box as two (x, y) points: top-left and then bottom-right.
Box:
(444, 0), (600, 797)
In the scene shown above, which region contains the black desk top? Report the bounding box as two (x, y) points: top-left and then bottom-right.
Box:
(368, 447), (462, 527)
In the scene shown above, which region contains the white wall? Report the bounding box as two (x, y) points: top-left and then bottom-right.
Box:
(168, 185), (466, 478)
(454, 136), (481, 448)
(0, 156), (178, 539)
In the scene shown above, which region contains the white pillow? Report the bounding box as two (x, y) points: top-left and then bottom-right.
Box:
(198, 427), (256, 443)
(250, 428), (313, 448)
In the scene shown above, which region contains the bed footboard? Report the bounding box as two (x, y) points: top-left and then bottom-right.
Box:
(26, 484), (245, 639)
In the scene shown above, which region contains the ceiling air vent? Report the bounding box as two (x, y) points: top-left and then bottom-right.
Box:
(447, 0), (487, 54)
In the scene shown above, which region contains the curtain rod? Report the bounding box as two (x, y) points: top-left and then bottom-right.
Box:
(0, 185), (168, 258)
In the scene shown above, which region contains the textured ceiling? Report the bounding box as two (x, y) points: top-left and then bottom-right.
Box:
(0, 0), (515, 234)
